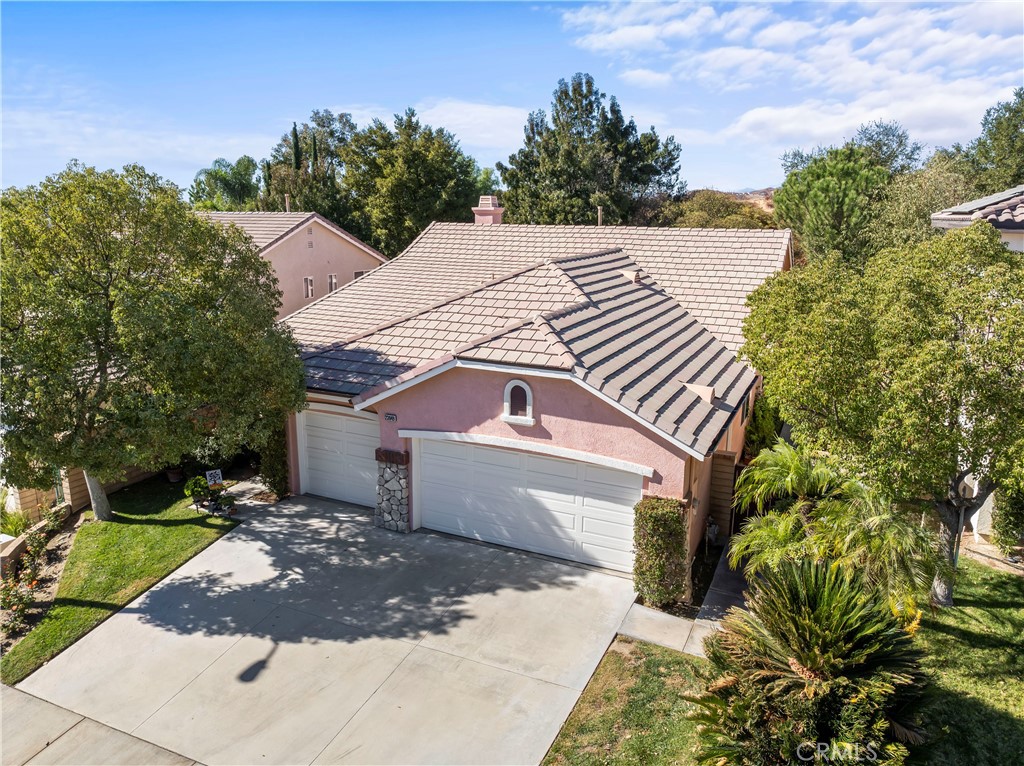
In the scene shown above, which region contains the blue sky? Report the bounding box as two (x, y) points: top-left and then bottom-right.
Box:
(3, 1), (1022, 193)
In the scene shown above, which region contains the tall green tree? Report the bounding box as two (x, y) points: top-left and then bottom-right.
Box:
(189, 155), (261, 211)
(741, 223), (1024, 604)
(853, 120), (924, 176)
(659, 190), (773, 229)
(338, 109), (479, 256)
(497, 73), (683, 225)
(939, 88), (1024, 194)
(0, 163), (307, 520)
(774, 144), (889, 263)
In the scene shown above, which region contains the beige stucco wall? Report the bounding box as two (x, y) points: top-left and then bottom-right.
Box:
(999, 230), (1024, 252)
(267, 220), (383, 318)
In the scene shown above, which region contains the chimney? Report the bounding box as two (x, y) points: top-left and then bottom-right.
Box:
(472, 195), (504, 225)
(597, 206), (603, 226)
(284, 193), (292, 213)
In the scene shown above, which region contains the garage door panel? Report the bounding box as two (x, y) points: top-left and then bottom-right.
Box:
(300, 411), (380, 507)
(581, 516), (633, 541)
(524, 454), (579, 480)
(417, 439), (643, 573)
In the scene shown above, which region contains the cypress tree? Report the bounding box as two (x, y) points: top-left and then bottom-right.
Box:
(291, 122), (302, 171)
(311, 132), (319, 171)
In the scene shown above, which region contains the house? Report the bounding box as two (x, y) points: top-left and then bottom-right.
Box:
(931, 184), (1024, 252)
(283, 197), (792, 574)
(201, 211), (387, 317)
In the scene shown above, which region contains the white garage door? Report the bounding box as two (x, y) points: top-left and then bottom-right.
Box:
(299, 409), (380, 507)
(416, 439), (643, 572)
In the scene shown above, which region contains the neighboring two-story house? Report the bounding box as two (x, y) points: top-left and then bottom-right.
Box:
(202, 212), (387, 317)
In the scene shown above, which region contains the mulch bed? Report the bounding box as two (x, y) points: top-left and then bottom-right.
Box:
(1, 511), (84, 654)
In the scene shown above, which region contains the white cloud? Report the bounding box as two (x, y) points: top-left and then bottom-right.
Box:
(753, 20), (818, 48)
(414, 99), (530, 153)
(619, 68), (673, 88)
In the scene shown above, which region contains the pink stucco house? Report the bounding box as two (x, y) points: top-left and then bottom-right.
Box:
(283, 198), (792, 574)
(202, 211), (386, 317)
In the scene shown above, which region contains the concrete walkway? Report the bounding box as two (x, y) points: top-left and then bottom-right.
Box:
(15, 495), (635, 766)
(617, 547), (748, 658)
(1, 686), (194, 765)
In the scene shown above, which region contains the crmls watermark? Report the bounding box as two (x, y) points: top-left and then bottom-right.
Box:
(796, 742), (880, 762)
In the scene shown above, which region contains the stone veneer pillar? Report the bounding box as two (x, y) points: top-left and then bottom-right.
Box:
(374, 448), (410, 532)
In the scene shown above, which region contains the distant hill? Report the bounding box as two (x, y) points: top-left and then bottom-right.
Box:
(693, 187), (775, 213)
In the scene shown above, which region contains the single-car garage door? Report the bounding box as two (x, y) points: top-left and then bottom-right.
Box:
(416, 439), (644, 572)
(298, 408), (380, 507)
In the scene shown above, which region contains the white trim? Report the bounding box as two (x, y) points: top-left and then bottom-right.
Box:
(355, 358), (707, 461)
(502, 379), (535, 426)
(306, 400), (377, 418)
(411, 439), (423, 531)
(295, 411), (309, 495)
(399, 430), (655, 477)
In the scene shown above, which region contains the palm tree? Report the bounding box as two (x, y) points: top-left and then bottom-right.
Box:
(691, 560), (928, 765)
(730, 439), (944, 619)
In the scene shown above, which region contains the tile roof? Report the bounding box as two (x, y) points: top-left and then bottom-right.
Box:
(289, 224), (787, 457)
(200, 212), (316, 249)
(199, 211), (387, 258)
(287, 223), (790, 354)
(451, 250), (758, 456)
(932, 185), (1024, 231)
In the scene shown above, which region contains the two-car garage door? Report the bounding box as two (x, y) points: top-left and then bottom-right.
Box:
(415, 439), (644, 573)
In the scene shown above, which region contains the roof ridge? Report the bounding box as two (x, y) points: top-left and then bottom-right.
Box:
(302, 258), (560, 359)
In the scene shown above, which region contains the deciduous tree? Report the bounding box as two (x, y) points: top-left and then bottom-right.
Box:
(1, 163), (307, 520)
(741, 223), (1024, 603)
(659, 190), (773, 229)
(939, 88), (1024, 194)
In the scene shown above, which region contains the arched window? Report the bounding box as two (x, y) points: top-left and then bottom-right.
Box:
(502, 379), (535, 426)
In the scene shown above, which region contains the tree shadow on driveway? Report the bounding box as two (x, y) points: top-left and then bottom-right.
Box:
(121, 493), (629, 651)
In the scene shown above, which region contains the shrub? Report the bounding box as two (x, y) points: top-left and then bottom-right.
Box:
(633, 496), (690, 606)
(0, 508), (30, 538)
(0, 572), (34, 634)
(690, 560), (928, 766)
(183, 475), (211, 502)
(42, 504), (65, 533)
(743, 393), (782, 459)
(992, 469), (1024, 555)
(258, 424), (289, 499)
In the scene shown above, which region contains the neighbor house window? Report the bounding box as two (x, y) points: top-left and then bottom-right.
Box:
(502, 379), (535, 426)
(328, 273), (339, 292)
(303, 276), (314, 299)
(354, 270), (367, 279)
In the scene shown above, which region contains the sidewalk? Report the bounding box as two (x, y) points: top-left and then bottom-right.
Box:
(617, 547), (748, 659)
(1, 686), (195, 766)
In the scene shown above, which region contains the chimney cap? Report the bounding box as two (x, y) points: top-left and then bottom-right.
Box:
(476, 195), (501, 209)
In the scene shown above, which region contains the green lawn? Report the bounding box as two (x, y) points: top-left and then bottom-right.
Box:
(544, 637), (708, 766)
(915, 558), (1024, 765)
(1, 477), (237, 685)
(545, 559), (1023, 766)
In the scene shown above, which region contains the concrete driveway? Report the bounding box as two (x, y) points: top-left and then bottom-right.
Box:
(18, 496), (636, 766)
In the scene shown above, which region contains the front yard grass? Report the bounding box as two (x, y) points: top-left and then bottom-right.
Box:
(1, 476), (237, 685)
(544, 636), (708, 766)
(916, 557), (1024, 765)
(546, 558), (1023, 766)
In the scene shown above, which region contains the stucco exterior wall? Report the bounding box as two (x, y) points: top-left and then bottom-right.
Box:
(999, 231), (1024, 252)
(372, 367), (695, 498)
(686, 454), (715, 559)
(267, 220), (383, 318)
